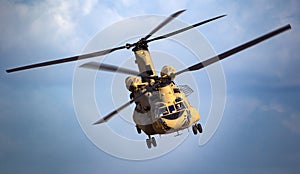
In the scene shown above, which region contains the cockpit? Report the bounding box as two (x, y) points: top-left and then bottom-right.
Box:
(156, 98), (186, 120)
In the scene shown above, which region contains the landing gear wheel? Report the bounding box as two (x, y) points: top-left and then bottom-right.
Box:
(136, 125), (141, 134)
(146, 139), (151, 149)
(146, 136), (157, 149)
(151, 137), (157, 147)
(192, 125), (198, 135)
(197, 123), (203, 133)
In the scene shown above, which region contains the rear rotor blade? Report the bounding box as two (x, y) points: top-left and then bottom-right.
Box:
(143, 9), (186, 40)
(80, 62), (140, 76)
(176, 24), (291, 75)
(147, 14), (227, 43)
(6, 45), (126, 73)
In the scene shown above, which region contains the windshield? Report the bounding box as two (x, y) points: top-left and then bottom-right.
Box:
(157, 101), (186, 117)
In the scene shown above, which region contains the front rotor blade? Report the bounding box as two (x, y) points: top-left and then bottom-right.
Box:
(143, 9), (186, 40)
(93, 98), (135, 124)
(6, 45), (126, 73)
(147, 14), (227, 43)
(80, 62), (140, 76)
(176, 24), (291, 75)
(93, 89), (150, 124)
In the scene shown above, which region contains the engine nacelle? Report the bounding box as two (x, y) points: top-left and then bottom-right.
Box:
(160, 65), (176, 81)
(125, 76), (142, 91)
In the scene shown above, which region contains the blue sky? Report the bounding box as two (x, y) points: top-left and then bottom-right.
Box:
(1, 0), (300, 173)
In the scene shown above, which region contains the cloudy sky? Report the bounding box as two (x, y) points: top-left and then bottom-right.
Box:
(1, 0), (300, 173)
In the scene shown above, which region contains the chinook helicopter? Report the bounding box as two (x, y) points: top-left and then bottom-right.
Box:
(6, 10), (291, 148)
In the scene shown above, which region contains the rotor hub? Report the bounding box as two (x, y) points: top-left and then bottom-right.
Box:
(132, 39), (149, 52)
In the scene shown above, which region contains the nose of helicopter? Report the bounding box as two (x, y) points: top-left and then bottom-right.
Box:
(161, 109), (191, 131)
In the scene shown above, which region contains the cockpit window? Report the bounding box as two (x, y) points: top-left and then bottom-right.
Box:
(168, 105), (176, 113)
(175, 102), (185, 111)
(158, 107), (168, 116)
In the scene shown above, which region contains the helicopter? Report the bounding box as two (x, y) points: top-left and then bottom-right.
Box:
(6, 10), (291, 149)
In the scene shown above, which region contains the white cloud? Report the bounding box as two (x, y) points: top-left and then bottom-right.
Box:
(0, 0), (78, 51)
(29, 1), (76, 40)
(0, 0), (126, 56)
(82, 0), (98, 15)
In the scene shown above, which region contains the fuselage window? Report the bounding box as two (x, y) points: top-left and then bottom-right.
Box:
(173, 88), (180, 93)
(175, 97), (183, 103)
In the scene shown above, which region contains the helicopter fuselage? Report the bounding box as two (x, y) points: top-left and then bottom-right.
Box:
(128, 46), (200, 136)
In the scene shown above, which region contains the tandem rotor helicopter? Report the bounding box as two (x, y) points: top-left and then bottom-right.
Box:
(7, 10), (291, 148)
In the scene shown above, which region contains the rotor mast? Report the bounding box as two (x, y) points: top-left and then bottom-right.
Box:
(132, 41), (157, 82)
